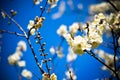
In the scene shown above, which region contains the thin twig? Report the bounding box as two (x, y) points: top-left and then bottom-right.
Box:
(0, 29), (25, 37)
(1, 10), (44, 74)
(1, 9), (28, 38)
(39, 0), (48, 17)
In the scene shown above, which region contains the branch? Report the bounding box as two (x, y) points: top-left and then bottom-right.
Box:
(85, 50), (115, 73)
(106, 0), (119, 12)
(0, 29), (25, 37)
(39, 0), (48, 17)
(1, 9), (27, 38)
(26, 37), (45, 74)
(1, 10), (45, 74)
(111, 29), (120, 80)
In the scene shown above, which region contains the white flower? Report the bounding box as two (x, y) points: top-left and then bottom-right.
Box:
(17, 60), (26, 67)
(50, 73), (57, 80)
(65, 68), (77, 80)
(34, 0), (42, 5)
(17, 41), (27, 51)
(56, 47), (64, 58)
(63, 33), (73, 46)
(57, 24), (67, 36)
(67, 47), (77, 62)
(88, 31), (103, 48)
(71, 36), (91, 55)
(27, 20), (34, 30)
(30, 28), (36, 35)
(8, 53), (21, 65)
(48, 0), (58, 8)
(21, 69), (32, 79)
(50, 47), (56, 54)
(42, 73), (50, 80)
(69, 22), (79, 35)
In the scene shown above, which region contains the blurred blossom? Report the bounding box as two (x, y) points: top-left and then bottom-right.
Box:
(67, 47), (77, 62)
(52, 1), (66, 19)
(69, 22), (79, 36)
(17, 40), (27, 51)
(56, 47), (64, 58)
(57, 24), (67, 36)
(50, 73), (57, 80)
(8, 53), (21, 65)
(1, 11), (6, 19)
(21, 69), (32, 79)
(89, 2), (111, 14)
(67, 0), (74, 10)
(94, 49), (118, 71)
(42, 73), (50, 80)
(42, 73), (57, 80)
(34, 0), (42, 5)
(89, 1), (120, 14)
(48, 0), (59, 8)
(49, 46), (56, 54)
(77, 4), (83, 10)
(65, 68), (77, 80)
(17, 60), (26, 67)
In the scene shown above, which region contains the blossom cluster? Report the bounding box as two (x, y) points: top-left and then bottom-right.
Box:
(57, 13), (106, 55)
(42, 73), (57, 80)
(27, 16), (45, 35)
(8, 41), (32, 79)
(34, 0), (58, 8)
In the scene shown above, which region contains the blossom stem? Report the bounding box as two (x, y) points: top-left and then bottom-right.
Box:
(1, 9), (28, 38)
(0, 29), (25, 37)
(39, 0), (48, 17)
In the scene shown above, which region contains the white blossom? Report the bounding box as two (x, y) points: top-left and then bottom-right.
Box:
(69, 22), (79, 35)
(65, 68), (77, 80)
(50, 73), (57, 80)
(34, 0), (42, 5)
(67, 47), (77, 62)
(27, 20), (34, 30)
(72, 36), (91, 55)
(17, 40), (27, 51)
(21, 69), (32, 79)
(48, 0), (58, 8)
(17, 60), (26, 67)
(63, 33), (73, 46)
(88, 31), (103, 48)
(56, 47), (64, 58)
(49, 46), (56, 54)
(57, 24), (67, 36)
(42, 73), (50, 80)
(8, 53), (21, 65)
(89, 2), (111, 14)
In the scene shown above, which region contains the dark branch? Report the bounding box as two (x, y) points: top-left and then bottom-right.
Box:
(0, 29), (25, 37)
